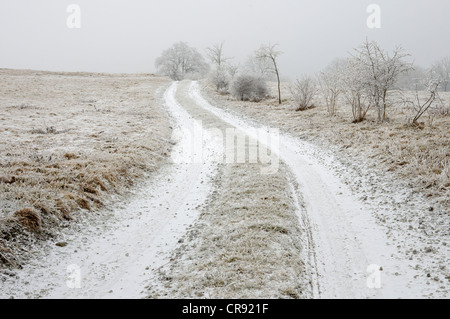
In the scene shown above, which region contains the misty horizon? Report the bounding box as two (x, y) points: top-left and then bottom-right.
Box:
(1, 0), (449, 80)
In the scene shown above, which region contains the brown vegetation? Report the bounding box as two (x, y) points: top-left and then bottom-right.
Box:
(0, 69), (172, 267)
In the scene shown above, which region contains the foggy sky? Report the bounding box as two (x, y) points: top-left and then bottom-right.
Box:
(1, 0), (449, 80)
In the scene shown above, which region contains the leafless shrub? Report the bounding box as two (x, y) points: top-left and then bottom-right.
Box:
(342, 59), (371, 123)
(318, 59), (346, 116)
(227, 62), (240, 80)
(207, 43), (234, 93)
(230, 75), (269, 102)
(403, 79), (442, 125)
(290, 75), (317, 111)
(209, 67), (230, 92)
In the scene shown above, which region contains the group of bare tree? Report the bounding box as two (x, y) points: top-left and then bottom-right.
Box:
(154, 40), (447, 125)
(155, 41), (284, 103)
(314, 40), (413, 123)
(207, 43), (283, 103)
(317, 40), (448, 124)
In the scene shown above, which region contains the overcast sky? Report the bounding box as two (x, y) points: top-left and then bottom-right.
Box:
(1, 0), (449, 79)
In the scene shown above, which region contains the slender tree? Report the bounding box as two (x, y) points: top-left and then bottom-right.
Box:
(255, 44), (283, 105)
(206, 42), (232, 68)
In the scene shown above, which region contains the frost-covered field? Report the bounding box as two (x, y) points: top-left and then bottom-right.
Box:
(205, 82), (450, 206)
(0, 72), (448, 299)
(0, 69), (172, 267)
(201, 81), (449, 298)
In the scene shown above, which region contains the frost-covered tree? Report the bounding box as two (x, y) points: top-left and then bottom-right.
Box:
(206, 42), (232, 68)
(318, 59), (346, 116)
(255, 44), (283, 104)
(207, 42), (233, 92)
(290, 75), (317, 111)
(430, 57), (450, 92)
(209, 66), (230, 92)
(351, 40), (412, 122)
(342, 58), (371, 123)
(403, 77), (442, 125)
(155, 42), (209, 81)
(227, 62), (240, 80)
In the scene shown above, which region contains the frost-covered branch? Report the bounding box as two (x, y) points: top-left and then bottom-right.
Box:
(290, 75), (317, 111)
(255, 44), (283, 105)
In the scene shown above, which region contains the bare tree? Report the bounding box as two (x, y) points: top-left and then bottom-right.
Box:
(404, 78), (442, 125)
(206, 42), (232, 68)
(255, 44), (283, 105)
(431, 57), (450, 92)
(290, 75), (317, 111)
(227, 62), (240, 80)
(209, 66), (230, 92)
(318, 59), (346, 116)
(155, 42), (209, 81)
(207, 42), (233, 92)
(352, 40), (412, 122)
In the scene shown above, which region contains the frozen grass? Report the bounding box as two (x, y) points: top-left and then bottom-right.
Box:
(201, 81), (450, 295)
(0, 69), (172, 267)
(203, 81), (450, 208)
(148, 161), (311, 299)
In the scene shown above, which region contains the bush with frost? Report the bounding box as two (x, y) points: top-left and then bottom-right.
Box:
(290, 75), (317, 111)
(230, 75), (269, 102)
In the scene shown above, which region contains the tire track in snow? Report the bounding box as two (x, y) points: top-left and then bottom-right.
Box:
(0, 82), (220, 299)
(190, 81), (423, 299)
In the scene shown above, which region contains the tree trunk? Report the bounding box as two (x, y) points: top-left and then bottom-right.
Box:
(274, 64), (282, 105)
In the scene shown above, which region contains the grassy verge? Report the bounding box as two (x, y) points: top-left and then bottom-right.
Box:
(0, 69), (172, 268)
(149, 163), (312, 299)
(204, 81), (449, 208)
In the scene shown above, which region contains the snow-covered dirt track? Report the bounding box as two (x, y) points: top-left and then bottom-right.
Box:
(189, 81), (438, 299)
(0, 82), (220, 299)
(1, 80), (447, 299)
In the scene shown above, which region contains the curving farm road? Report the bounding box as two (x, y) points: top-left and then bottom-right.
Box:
(0, 80), (431, 299)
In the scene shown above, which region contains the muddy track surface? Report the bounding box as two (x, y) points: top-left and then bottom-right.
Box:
(0, 80), (444, 299)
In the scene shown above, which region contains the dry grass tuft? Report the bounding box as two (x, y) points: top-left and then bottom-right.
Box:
(12, 209), (41, 232)
(64, 153), (78, 160)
